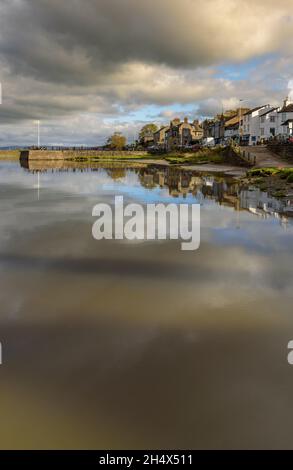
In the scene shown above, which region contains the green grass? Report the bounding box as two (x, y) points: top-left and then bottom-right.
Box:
(248, 167), (293, 181)
(164, 148), (225, 165)
(91, 154), (155, 161)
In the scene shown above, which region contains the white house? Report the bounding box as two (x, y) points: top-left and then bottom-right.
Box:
(224, 114), (241, 141)
(281, 119), (293, 138)
(258, 107), (279, 141)
(240, 105), (271, 145)
(277, 98), (293, 138)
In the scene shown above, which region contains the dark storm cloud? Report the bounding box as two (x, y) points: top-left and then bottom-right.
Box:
(0, 0), (292, 142)
(1, 0), (292, 85)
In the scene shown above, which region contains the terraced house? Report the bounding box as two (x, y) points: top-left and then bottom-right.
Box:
(203, 109), (250, 144)
(153, 125), (169, 148)
(239, 98), (293, 145)
(165, 117), (203, 151)
(278, 98), (293, 138)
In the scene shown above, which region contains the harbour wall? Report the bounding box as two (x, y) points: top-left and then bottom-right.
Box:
(20, 150), (148, 160)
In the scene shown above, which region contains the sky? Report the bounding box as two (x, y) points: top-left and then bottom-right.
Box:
(0, 0), (293, 146)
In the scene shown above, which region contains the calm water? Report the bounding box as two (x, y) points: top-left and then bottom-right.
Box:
(0, 159), (293, 449)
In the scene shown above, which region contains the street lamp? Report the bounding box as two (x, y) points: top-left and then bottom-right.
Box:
(34, 120), (40, 148)
(238, 99), (247, 145)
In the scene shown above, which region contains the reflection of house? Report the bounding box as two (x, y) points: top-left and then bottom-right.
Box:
(143, 174), (155, 187)
(134, 167), (291, 222)
(165, 118), (203, 151)
(240, 188), (290, 219)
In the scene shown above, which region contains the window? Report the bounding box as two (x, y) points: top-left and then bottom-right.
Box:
(282, 113), (286, 121)
(261, 116), (265, 123)
(260, 128), (265, 136)
(270, 116), (275, 123)
(270, 128), (275, 136)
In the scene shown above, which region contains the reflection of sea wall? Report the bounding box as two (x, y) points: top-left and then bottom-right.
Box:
(20, 149), (148, 161)
(0, 149), (21, 158)
(20, 159), (147, 172)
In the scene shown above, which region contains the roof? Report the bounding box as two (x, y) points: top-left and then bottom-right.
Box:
(225, 122), (239, 130)
(224, 115), (239, 127)
(243, 105), (270, 116)
(278, 103), (293, 113)
(281, 119), (293, 125)
(154, 125), (169, 135)
(259, 107), (278, 117)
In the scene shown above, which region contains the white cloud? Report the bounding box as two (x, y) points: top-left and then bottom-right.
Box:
(0, 0), (293, 144)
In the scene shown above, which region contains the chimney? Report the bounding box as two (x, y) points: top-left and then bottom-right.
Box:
(283, 96), (292, 108)
(171, 118), (181, 126)
(184, 117), (188, 123)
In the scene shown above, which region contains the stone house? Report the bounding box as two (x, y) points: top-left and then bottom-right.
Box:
(153, 126), (169, 147)
(204, 109), (249, 144)
(165, 117), (202, 150)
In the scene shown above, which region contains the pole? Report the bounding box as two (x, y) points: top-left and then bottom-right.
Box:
(239, 100), (243, 145)
(239, 99), (247, 145)
(37, 120), (40, 148)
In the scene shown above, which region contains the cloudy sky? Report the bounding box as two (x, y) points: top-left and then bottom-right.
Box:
(0, 0), (293, 146)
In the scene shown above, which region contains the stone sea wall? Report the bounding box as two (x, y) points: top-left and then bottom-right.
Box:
(20, 149), (148, 160)
(267, 143), (293, 162)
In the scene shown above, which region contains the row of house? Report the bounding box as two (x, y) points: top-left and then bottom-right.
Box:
(240, 99), (293, 145)
(143, 117), (203, 150)
(141, 96), (293, 150)
(203, 97), (293, 146)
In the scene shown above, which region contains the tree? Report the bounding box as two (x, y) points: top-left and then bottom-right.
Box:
(139, 123), (158, 142)
(106, 132), (126, 150)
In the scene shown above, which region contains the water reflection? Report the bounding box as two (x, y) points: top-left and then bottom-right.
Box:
(0, 159), (292, 449)
(20, 159), (293, 223)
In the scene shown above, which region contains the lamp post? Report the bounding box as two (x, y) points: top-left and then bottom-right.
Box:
(33, 120), (41, 199)
(238, 99), (247, 145)
(34, 120), (40, 148)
